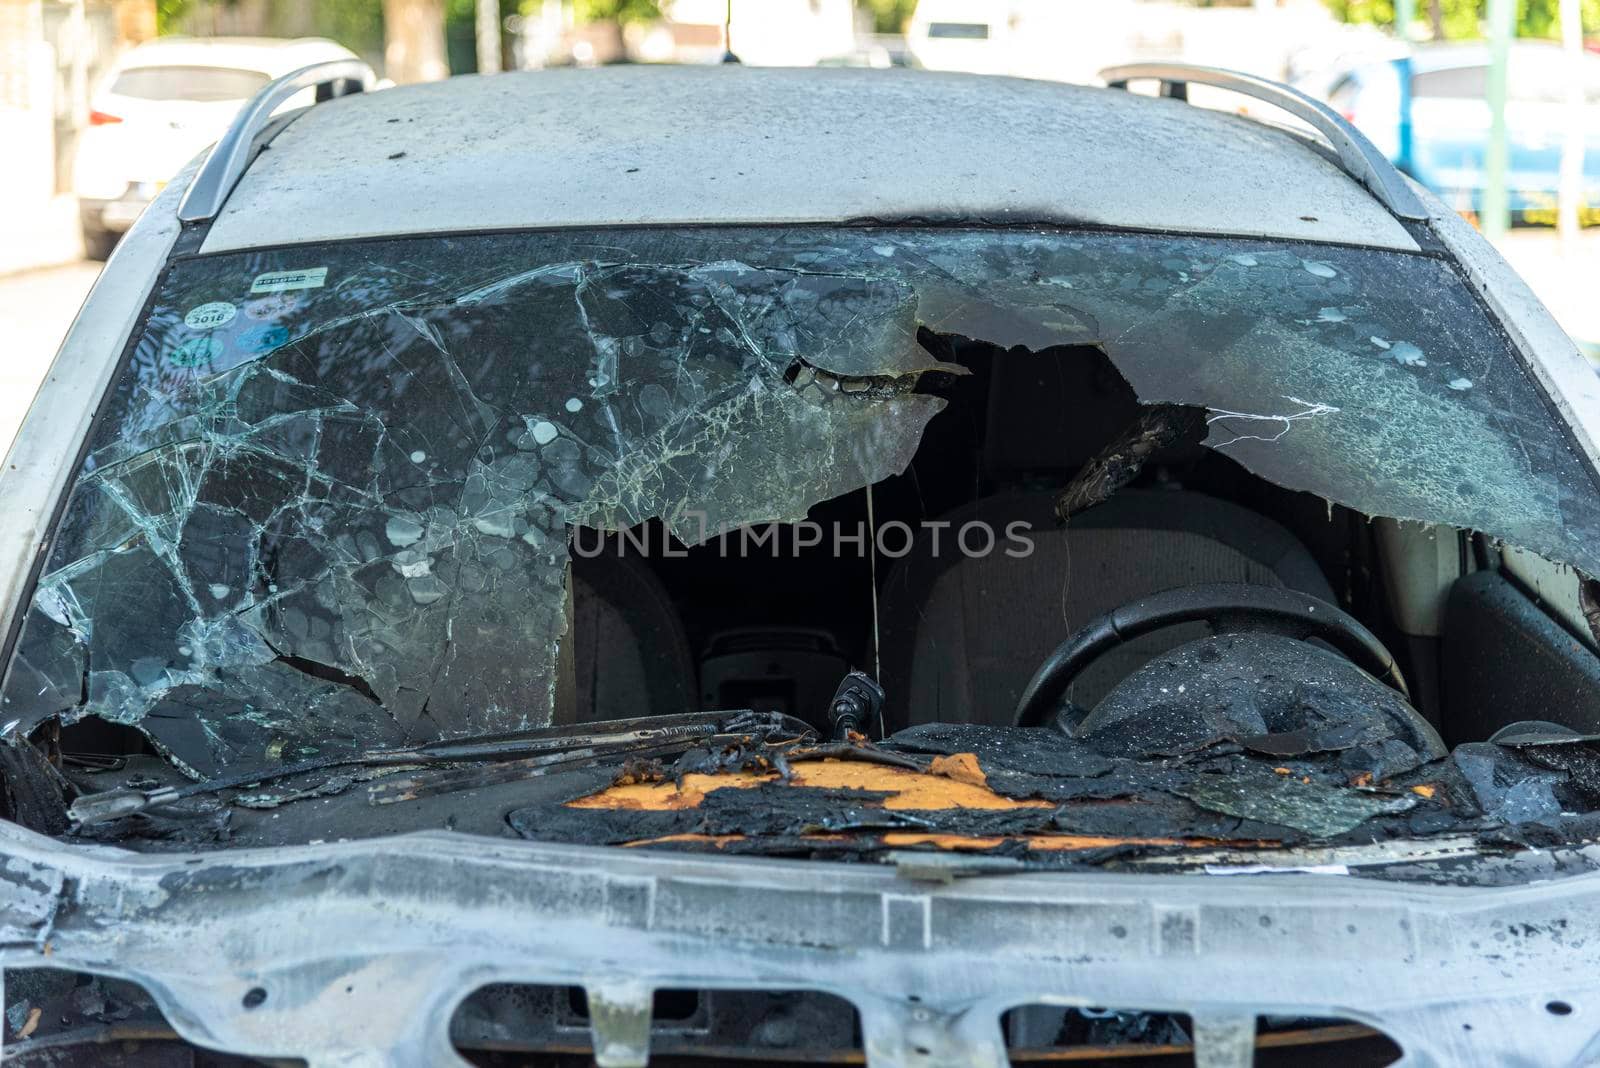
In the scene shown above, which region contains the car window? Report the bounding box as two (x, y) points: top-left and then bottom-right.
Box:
(925, 22), (990, 39)
(1413, 57), (1600, 104)
(110, 65), (271, 103)
(1508, 53), (1600, 103)
(1411, 65), (1485, 99)
(5, 226), (1594, 782)
(1325, 72), (1359, 112)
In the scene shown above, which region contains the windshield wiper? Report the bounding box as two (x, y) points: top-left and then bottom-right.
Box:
(68, 709), (809, 825)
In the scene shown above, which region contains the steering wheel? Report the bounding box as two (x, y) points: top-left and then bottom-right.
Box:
(1012, 583), (1410, 729)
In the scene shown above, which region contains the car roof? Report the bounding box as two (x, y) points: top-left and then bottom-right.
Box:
(200, 66), (1421, 254)
(115, 36), (356, 78)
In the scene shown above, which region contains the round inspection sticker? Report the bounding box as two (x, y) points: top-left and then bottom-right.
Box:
(169, 336), (224, 368)
(184, 301), (237, 330)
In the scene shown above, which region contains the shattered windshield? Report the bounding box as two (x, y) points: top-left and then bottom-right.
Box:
(4, 225), (1597, 799)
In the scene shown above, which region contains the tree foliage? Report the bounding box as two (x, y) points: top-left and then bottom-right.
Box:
(860, 0), (917, 34)
(156, 0), (387, 60)
(1323, 0), (1600, 39)
(155, 0), (203, 35)
(568, 0), (663, 24)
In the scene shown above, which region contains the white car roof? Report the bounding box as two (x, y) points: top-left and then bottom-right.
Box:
(200, 66), (1421, 254)
(114, 36), (357, 79)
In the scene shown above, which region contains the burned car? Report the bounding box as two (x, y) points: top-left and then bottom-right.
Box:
(4, 62), (1600, 1066)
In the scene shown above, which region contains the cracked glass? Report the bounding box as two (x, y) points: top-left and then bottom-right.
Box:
(4, 227), (1596, 780)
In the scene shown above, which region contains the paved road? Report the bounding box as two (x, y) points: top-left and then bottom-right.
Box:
(0, 260), (101, 457)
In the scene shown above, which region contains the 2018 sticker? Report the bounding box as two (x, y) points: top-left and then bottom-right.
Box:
(250, 267), (328, 294)
(183, 301), (237, 330)
(168, 336), (224, 367)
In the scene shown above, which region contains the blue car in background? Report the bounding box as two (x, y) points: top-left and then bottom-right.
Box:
(1325, 41), (1600, 219)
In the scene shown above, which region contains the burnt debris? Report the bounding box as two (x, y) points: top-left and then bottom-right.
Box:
(502, 713), (1600, 871)
(1054, 403), (1206, 521)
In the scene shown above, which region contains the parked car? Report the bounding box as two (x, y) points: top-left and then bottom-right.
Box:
(905, 0), (1016, 73)
(1325, 40), (1600, 217)
(6, 62), (1600, 1066)
(72, 36), (366, 259)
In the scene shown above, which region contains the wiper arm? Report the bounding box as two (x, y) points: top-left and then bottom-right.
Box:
(69, 709), (808, 826)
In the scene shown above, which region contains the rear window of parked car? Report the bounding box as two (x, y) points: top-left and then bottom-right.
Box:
(926, 22), (991, 39)
(1413, 58), (1600, 104)
(111, 66), (270, 103)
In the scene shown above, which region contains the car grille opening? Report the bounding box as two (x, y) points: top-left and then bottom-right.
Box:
(1003, 1006), (1401, 1066)
(451, 983), (862, 1064)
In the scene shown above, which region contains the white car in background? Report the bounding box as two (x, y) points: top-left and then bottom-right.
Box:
(1320, 41), (1600, 218)
(72, 36), (365, 259)
(906, 0), (1016, 74)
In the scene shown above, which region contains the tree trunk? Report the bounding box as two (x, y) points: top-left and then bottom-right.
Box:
(609, 18), (628, 64)
(475, 0), (502, 74)
(382, 0), (449, 84)
(1427, 0), (1443, 40)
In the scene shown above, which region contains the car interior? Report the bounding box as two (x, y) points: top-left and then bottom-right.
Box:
(563, 335), (1600, 750)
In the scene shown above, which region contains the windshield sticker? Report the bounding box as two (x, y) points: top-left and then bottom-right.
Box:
(250, 267), (328, 293)
(243, 292), (302, 319)
(183, 301), (237, 330)
(166, 335), (224, 367)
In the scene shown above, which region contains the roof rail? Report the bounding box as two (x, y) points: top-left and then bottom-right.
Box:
(178, 59), (373, 224)
(1099, 63), (1429, 222)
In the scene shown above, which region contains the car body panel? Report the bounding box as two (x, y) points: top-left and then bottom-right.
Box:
(4, 820), (1600, 1066)
(199, 66), (1421, 254)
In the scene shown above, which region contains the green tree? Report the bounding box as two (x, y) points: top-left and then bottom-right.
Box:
(1322, 0), (1600, 38)
(156, 1), (387, 66)
(569, 0), (662, 22)
(155, 0), (195, 34)
(860, 0), (916, 34)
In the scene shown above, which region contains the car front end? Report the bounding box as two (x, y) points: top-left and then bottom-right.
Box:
(7, 65), (1600, 1066)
